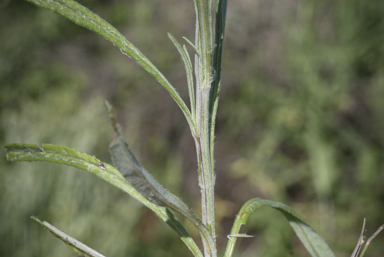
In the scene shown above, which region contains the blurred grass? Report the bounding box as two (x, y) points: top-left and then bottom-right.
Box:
(1, 0), (384, 256)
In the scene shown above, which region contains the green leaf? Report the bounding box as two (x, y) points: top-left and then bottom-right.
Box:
(25, 0), (195, 133)
(31, 216), (105, 257)
(224, 198), (336, 257)
(4, 143), (202, 257)
(209, 0), (227, 172)
(183, 36), (200, 56)
(168, 33), (195, 120)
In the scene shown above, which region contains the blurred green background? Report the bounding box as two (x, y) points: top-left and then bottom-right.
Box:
(1, 0), (384, 256)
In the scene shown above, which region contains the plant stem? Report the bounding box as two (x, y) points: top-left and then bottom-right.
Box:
(201, 86), (216, 236)
(193, 1), (216, 256)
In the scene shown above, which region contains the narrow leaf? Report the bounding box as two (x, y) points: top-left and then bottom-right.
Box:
(31, 216), (105, 257)
(227, 234), (254, 238)
(25, 0), (194, 132)
(183, 36), (200, 56)
(106, 101), (192, 212)
(109, 131), (188, 209)
(209, 0), (228, 172)
(106, 103), (216, 256)
(224, 198), (335, 257)
(4, 143), (202, 257)
(168, 33), (195, 119)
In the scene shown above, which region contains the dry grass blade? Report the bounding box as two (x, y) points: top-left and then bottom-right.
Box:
(359, 224), (384, 257)
(351, 219), (366, 257)
(351, 219), (384, 257)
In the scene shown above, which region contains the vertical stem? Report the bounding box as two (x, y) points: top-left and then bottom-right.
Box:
(194, 86), (216, 257)
(193, 1), (216, 256)
(200, 86), (216, 238)
(192, 0), (227, 255)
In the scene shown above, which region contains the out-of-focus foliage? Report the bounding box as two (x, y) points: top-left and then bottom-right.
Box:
(1, 0), (383, 257)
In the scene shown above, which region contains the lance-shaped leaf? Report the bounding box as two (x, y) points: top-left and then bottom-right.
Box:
(106, 102), (216, 257)
(31, 216), (105, 257)
(25, 0), (194, 133)
(168, 33), (195, 120)
(4, 143), (203, 257)
(224, 198), (335, 257)
(209, 0), (227, 172)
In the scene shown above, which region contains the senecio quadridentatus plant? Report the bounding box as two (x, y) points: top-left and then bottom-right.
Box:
(4, 0), (382, 257)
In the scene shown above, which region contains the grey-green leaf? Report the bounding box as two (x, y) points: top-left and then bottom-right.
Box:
(4, 143), (203, 257)
(109, 132), (184, 208)
(31, 216), (105, 257)
(107, 111), (215, 256)
(168, 33), (195, 120)
(224, 198), (335, 257)
(209, 0), (228, 172)
(25, 0), (194, 134)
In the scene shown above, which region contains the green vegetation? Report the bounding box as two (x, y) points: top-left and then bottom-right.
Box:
(1, 0), (384, 256)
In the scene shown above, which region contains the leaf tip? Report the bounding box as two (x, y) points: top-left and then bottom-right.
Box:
(30, 216), (44, 226)
(105, 100), (118, 134)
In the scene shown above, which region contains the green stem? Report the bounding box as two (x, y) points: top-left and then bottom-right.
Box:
(195, 0), (212, 86)
(200, 86), (216, 238)
(193, 1), (216, 256)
